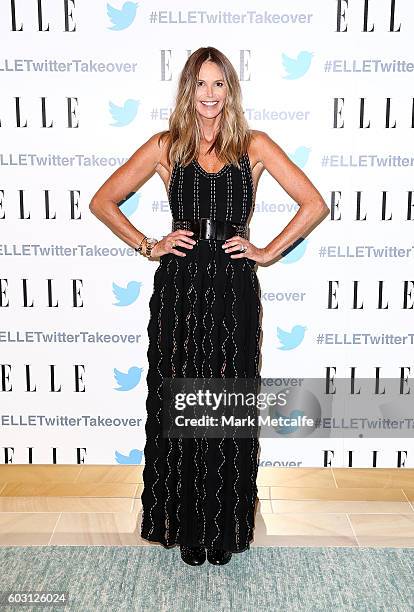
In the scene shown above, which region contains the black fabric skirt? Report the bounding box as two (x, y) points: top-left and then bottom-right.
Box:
(140, 240), (262, 552)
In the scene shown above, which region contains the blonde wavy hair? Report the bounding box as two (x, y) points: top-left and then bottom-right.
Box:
(158, 47), (252, 170)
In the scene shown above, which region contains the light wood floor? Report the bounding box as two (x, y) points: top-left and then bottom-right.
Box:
(0, 466), (413, 547)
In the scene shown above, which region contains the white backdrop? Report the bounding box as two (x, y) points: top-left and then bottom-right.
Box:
(1, 0), (413, 466)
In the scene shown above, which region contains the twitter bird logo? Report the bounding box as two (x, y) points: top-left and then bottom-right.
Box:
(109, 99), (140, 127)
(280, 237), (307, 264)
(113, 281), (142, 306)
(289, 146), (311, 169)
(119, 192), (141, 217)
(114, 366), (143, 390)
(115, 449), (143, 464)
(271, 409), (305, 435)
(107, 2), (138, 30)
(282, 51), (314, 79)
(277, 325), (307, 350)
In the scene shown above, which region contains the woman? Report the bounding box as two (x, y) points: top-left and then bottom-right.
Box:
(89, 46), (329, 566)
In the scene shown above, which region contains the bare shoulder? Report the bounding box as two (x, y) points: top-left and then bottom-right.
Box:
(131, 130), (171, 185)
(247, 129), (328, 211)
(141, 130), (170, 162)
(247, 129), (275, 176)
(119, 130), (170, 171)
(248, 129), (283, 163)
(89, 131), (171, 207)
(153, 130), (171, 168)
(150, 131), (172, 188)
(248, 129), (296, 175)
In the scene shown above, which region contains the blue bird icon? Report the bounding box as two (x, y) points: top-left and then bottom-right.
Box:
(277, 325), (307, 350)
(115, 449), (143, 464)
(114, 366), (143, 390)
(289, 146), (311, 169)
(107, 2), (138, 31)
(119, 192), (141, 217)
(112, 281), (142, 306)
(280, 238), (307, 264)
(272, 409), (305, 434)
(109, 99), (140, 127)
(282, 51), (314, 79)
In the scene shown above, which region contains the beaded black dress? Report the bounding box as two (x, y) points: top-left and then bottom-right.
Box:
(140, 152), (262, 553)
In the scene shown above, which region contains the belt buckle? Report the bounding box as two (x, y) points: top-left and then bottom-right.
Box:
(199, 217), (215, 240)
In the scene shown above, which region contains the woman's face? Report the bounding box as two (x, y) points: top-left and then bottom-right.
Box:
(194, 60), (227, 120)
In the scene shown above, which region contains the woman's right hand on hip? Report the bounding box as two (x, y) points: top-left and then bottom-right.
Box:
(151, 230), (196, 258)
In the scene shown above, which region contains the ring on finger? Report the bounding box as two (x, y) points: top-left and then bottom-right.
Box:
(239, 244), (248, 253)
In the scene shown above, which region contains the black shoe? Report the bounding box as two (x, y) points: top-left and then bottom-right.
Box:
(180, 545), (206, 566)
(207, 547), (232, 566)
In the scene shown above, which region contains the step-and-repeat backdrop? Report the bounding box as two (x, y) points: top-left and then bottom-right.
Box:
(2, 1), (413, 467)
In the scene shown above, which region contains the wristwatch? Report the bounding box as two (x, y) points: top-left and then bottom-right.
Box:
(137, 236), (158, 259)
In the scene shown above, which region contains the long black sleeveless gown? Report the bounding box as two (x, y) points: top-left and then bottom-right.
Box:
(140, 151), (262, 553)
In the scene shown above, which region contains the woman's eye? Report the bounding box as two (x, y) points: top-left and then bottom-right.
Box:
(196, 81), (224, 86)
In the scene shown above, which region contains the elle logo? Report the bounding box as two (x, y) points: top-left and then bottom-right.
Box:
(7, 0), (77, 32)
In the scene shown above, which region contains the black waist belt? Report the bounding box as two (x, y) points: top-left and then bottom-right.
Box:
(172, 217), (248, 240)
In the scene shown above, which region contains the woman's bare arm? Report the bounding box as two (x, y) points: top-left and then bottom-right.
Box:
(89, 132), (166, 250)
(251, 130), (330, 263)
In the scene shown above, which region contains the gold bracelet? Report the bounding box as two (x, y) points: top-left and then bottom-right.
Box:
(136, 236), (147, 254)
(136, 236), (158, 258)
(143, 238), (159, 258)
